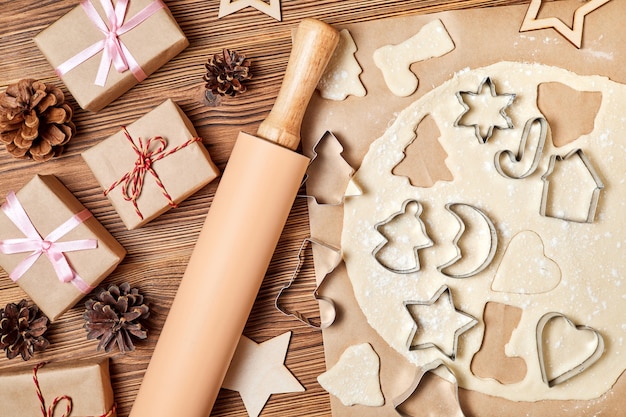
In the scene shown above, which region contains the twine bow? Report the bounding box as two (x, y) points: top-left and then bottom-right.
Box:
(55, 0), (166, 86)
(33, 362), (117, 417)
(104, 127), (202, 220)
(0, 192), (98, 294)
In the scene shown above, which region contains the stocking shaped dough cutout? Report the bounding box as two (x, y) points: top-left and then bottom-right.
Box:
(537, 313), (605, 387)
(317, 343), (384, 407)
(373, 19), (455, 97)
(491, 231), (561, 294)
(317, 29), (366, 101)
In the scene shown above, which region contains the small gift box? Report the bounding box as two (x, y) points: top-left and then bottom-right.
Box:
(1, 359), (116, 417)
(0, 174), (126, 321)
(33, 0), (188, 112)
(82, 99), (220, 230)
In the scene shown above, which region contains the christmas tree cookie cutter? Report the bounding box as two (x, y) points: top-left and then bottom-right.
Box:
(275, 237), (341, 329)
(495, 116), (547, 179)
(536, 312), (605, 387)
(454, 76), (516, 144)
(436, 203), (498, 279)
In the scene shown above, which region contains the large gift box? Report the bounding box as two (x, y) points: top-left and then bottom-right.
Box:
(0, 174), (126, 321)
(33, 0), (189, 112)
(0, 359), (116, 417)
(82, 99), (220, 230)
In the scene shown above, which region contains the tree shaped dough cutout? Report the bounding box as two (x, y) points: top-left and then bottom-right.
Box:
(317, 29), (366, 101)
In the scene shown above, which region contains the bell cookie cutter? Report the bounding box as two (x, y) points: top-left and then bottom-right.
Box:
(454, 76), (516, 144)
(495, 116), (547, 179)
(437, 202), (498, 279)
(540, 148), (604, 223)
(372, 199), (433, 274)
(275, 237), (341, 329)
(403, 285), (478, 360)
(536, 311), (605, 387)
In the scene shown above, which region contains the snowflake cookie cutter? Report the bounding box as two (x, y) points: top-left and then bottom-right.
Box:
(393, 359), (466, 417)
(540, 148), (604, 223)
(536, 312), (605, 387)
(495, 116), (548, 179)
(437, 203), (498, 279)
(275, 237), (341, 329)
(372, 199), (433, 274)
(454, 76), (516, 144)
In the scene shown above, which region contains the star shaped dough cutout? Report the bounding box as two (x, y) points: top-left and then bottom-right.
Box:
(218, 0), (281, 21)
(222, 331), (304, 417)
(454, 77), (515, 144)
(404, 286), (477, 360)
(520, 0), (612, 48)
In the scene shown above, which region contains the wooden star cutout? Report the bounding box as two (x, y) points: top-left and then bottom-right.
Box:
(404, 286), (477, 360)
(222, 332), (304, 417)
(218, 0), (282, 21)
(520, 0), (612, 48)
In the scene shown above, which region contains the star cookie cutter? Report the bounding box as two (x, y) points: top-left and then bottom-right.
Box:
(495, 116), (548, 179)
(454, 76), (516, 144)
(540, 148), (604, 223)
(437, 203), (498, 279)
(275, 237), (341, 329)
(372, 200), (433, 274)
(536, 312), (605, 387)
(393, 359), (466, 417)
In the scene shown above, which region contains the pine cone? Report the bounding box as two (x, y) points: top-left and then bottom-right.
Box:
(203, 49), (252, 97)
(0, 79), (76, 161)
(84, 282), (149, 353)
(0, 300), (49, 361)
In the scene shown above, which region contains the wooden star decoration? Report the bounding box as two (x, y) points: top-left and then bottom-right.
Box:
(519, 0), (612, 48)
(222, 332), (304, 417)
(218, 0), (282, 21)
(404, 286), (477, 360)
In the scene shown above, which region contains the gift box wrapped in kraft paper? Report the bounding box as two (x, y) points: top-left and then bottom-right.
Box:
(82, 99), (219, 230)
(33, 0), (188, 112)
(0, 359), (116, 417)
(0, 174), (126, 321)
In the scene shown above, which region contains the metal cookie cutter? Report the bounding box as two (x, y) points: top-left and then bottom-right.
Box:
(540, 148), (604, 223)
(437, 203), (498, 279)
(454, 76), (516, 144)
(373, 200), (433, 274)
(275, 237), (341, 329)
(495, 116), (547, 179)
(393, 359), (466, 417)
(536, 312), (605, 387)
(403, 285), (478, 360)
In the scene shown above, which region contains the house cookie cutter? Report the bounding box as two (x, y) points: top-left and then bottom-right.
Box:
(437, 203), (498, 279)
(454, 76), (516, 144)
(495, 116), (547, 179)
(393, 359), (466, 417)
(372, 200), (433, 274)
(536, 311), (605, 387)
(540, 148), (604, 223)
(275, 237), (341, 329)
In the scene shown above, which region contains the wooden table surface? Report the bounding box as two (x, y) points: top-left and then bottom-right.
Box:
(0, 1), (525, 415)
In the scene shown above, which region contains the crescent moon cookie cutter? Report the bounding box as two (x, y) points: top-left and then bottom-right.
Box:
(275, 237), (341, 329)
(372, 199), (433, 274)
(495, 116), (548, 179)
(454, 76), (516, 144)
(536, 312), (605, 387)
(436, 202), (498, 279)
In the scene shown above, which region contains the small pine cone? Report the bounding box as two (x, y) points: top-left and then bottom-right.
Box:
(0, 300), (49, 361)
(203, 49), (252, 97)
(0, 79), (76, 162)
(84, 282), (149, 353)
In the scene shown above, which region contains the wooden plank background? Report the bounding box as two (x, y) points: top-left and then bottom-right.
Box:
(0, 1), (525, 415)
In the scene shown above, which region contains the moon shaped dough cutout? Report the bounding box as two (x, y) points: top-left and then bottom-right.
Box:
(342, 61), (626, 402)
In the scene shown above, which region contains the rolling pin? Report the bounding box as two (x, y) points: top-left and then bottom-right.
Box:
(129, 18), (339, 417)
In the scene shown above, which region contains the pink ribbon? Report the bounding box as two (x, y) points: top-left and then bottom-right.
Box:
(55, 0), (166, 87)
(0, 192), (98, 294)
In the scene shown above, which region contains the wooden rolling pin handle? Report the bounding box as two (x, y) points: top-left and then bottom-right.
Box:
(257, 18), (340, 150)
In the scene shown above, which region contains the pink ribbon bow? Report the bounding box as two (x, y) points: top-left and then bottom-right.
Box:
(55, 0), (166, 86)
(0, 192), (98, 294)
